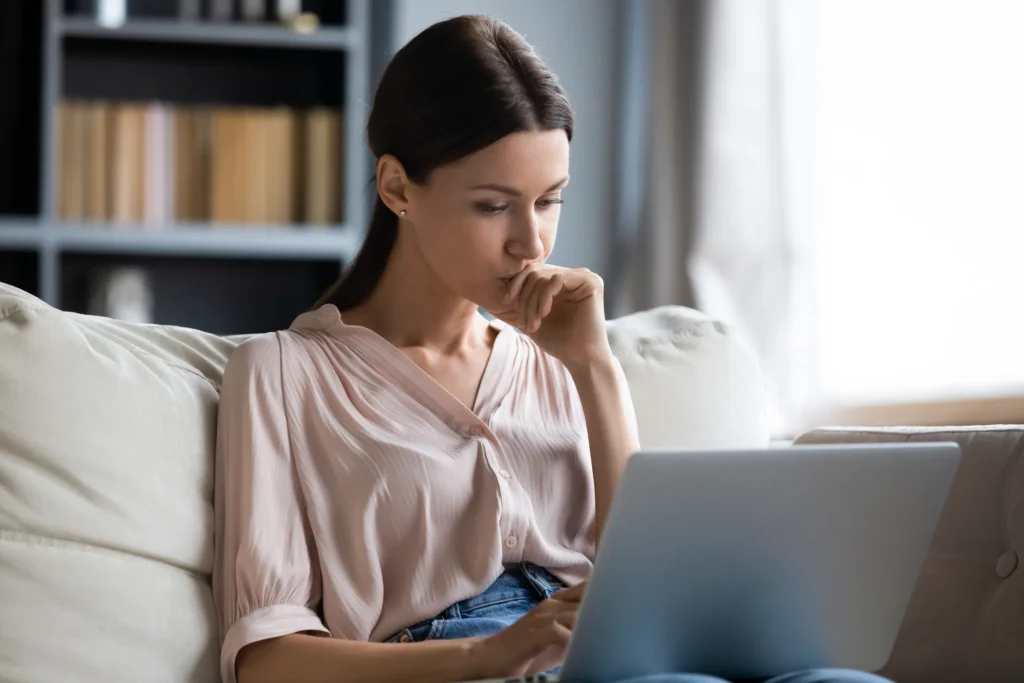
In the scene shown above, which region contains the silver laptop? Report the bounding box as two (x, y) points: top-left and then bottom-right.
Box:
(479, 442), (961, 683)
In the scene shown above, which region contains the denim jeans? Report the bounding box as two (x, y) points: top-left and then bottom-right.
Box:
(386, 564), (893, 683)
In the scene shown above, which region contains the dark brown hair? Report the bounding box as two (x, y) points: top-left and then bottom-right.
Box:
(314, 15), (574, 311)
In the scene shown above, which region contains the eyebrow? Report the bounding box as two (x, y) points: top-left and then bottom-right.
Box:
(468, 176), (570, 197)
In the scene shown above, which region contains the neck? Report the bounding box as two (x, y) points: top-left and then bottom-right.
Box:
(345, 224), (487, 352)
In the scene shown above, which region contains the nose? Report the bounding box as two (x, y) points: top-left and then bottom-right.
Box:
(506, 212), (544, 262)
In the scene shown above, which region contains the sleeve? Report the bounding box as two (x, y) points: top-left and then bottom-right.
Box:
(212, 334), (329, 683)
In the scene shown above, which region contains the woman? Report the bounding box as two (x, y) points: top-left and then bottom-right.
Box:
(212, 15), (892, 683)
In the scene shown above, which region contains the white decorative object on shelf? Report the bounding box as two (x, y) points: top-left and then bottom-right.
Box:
(276, 0), (302, 21)
(96, 0), (126, 28)
(88, 267), (155, 324)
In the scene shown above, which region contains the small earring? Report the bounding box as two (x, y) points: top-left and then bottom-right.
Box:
(399, 209), (407, 217)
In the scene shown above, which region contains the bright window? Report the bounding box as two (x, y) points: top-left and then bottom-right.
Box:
(811, 0), (1024, 405)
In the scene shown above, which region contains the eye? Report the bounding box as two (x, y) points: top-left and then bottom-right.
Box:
(475, 203), (509, 215)
(538, 197), (564, 210)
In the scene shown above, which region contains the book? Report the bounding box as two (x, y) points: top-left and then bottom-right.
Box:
(57, 99), (343, 227)
(178, 0), (201, 21)
(241, 0), (266, 22)
(303, 107), (343, 225)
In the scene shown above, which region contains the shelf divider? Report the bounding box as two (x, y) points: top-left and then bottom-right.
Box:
(51, 223), (360, 261)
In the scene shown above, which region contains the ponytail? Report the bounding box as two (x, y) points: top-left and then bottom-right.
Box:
(314, 196), (399, 311)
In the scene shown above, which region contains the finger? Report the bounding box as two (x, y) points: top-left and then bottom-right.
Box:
(517, 273), (545, 330)
(536, 275), (564, 326)
(520, 621), (573, 673)
(553, 610), (578, 631)
(524, 615), (573, 651)
(524, 277), (550, 333)
(564, 269), (602, 302)
(504, 264), (538, 304)
(510, 271), (539, 326)
(533, 601), (580, 620)
(526, 276), (560, 334)
(546, 618), (574, 645)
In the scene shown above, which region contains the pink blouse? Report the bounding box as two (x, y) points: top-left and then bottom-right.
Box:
(212, 304), (599, 683)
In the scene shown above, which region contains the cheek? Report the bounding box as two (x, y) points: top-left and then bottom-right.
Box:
(415, 198), (469, 249)
(539, 216), (559, 258)
(416, 209), (498, 267)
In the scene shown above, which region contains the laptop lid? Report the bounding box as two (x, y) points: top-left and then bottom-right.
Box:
(561, 443), (960, 683)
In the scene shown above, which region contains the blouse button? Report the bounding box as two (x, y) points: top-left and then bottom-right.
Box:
(505, 535), (519, 548)
(499, 469), (512, 479)
(468, 425), (485, 437)
(996, 551), (1018, 579)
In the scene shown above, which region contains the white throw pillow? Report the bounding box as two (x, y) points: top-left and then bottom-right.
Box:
(0, 283), (235, 683)
(607, 305), (771, 449)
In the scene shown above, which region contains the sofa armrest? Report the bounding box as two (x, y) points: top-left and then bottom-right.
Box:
(795, 426), (1024, 683)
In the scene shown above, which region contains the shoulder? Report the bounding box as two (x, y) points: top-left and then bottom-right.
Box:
(223, 332), (284, 386)
(220, 319), (356, 407)
(223, 320), (329, 386)
(215, 336), (290, 451)
(219, 332), (314, 410)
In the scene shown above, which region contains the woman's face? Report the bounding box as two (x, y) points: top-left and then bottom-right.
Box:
(398, 129), (570, 315)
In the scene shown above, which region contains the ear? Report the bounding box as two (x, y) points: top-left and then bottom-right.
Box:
(376, 154), (411, 216)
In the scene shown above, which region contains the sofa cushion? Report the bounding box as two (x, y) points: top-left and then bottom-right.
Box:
(795, 426), (1024, 683)
(0, 532), (218, 683)
(0, 283), (236, 683)
(607, 305), (770, 448)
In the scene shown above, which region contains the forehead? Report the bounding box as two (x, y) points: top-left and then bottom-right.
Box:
(434, 129), (570, 187)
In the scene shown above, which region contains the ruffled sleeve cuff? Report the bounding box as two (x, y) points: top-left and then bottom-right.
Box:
(220, 604), (330, 683)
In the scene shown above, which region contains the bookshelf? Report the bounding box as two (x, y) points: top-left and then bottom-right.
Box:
(57, 17), (363, 49)
(0, 0), (384, 335)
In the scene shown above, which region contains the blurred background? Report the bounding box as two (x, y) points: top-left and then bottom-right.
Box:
(0, 0), (1021, 436)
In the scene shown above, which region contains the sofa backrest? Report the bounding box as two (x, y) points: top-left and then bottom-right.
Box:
(0, 282), (769, 683)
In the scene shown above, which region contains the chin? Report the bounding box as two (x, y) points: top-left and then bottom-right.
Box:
(461, 280), (507, 316)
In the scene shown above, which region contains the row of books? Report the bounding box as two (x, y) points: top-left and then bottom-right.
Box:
(66, 1), (327, 24)
(57, 99), (344, 227)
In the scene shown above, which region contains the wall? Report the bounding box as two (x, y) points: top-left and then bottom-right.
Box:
(390, 0), (621, 274)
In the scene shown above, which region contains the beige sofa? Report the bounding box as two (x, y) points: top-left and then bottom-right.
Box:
(795, 427), (1023, 683)
(0, 280), (1020, 683)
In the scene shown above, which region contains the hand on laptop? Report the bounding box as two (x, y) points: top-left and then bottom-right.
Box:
(464, 581), (586, 679)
